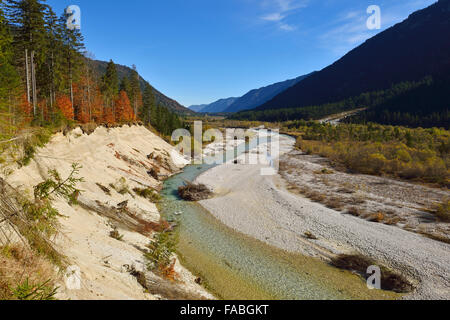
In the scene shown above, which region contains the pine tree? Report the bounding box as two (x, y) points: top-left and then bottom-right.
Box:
(141, 82), (154, 125)
(41, 6), (63, 122)
(0, 0), (185, 134)
(101, 59), (118, 121)
(0, 3), (21, 137)
(5, 0), (48, 116)
(59, 9), (85, 110)
(120, 76), (131, 98)
(129, 65), (141, 117)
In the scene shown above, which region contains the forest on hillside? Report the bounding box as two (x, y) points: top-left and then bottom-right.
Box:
(230, 77), (450, 129)
(0, 0), (184, 141)
(231, 0), (450, 128)
(346, 75), (450, 128)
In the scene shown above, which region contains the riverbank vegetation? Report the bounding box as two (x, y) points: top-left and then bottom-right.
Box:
(282, 121), (449, 188)
(145, 231), (178, 281)
(433, 199), (450, 222)
(186, 116), (450, 188)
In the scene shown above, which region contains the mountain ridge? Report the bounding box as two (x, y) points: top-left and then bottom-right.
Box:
(90, 60), (194, 115)
(255, 0), (450, 112)
(190, 73), (312, 113)
(225, 73), (314, 113)
(196, 97), (238, 113)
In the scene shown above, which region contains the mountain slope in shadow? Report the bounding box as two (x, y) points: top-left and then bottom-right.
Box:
(257, 0), (450, 112)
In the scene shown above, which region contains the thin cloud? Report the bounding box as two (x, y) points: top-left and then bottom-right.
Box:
(320, 12), (372, 56)
(261, 12), (285, 22)
(279, 23), (295, 31)
(259, 0), (308, 31)
(320, 0), (436, 57)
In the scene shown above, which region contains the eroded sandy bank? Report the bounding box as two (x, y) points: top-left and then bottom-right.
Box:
(5, 125), (213, 300)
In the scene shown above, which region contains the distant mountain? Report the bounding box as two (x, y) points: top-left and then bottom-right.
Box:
(255, 0), (450, 114)
(189, 97), (238, 113)
(90, 60), (194, 115)
(224, 73), (313, 113)
(190, 73), (312, 114)
(189, 104), (208, 112)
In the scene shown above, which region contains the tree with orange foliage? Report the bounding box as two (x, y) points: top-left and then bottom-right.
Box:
(114, 90), (134, 123)
(91, 86), (104, 123)
(103, 106), (114, 124)
(56, 95), (74, 120)
(73, 80), (89, 123)
(76, 107), (89, 124)
(19, 93), (33, 121)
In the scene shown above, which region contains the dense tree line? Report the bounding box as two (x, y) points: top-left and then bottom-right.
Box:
(0, 0), (183, 140)
(141, 82), (184, 136)
(230, 77), (448, 129)
(347, 76), (450, 129)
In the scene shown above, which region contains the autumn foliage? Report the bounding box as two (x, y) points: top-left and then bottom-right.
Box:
(73, 81), (89, 123)
(115, 90), (135, 123)
(103, 106), (115, 124)
(56, 95), (74, 120)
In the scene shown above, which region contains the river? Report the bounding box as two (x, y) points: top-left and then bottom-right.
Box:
(159, 131), (398, 300)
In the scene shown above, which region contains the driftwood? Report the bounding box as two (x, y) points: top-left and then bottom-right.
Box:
(77, 196), (170, 236)
(77, 196), (141, 232)
(178, 181), (212, 201)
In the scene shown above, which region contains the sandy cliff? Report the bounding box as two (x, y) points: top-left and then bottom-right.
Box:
(5, 125), (212, 300)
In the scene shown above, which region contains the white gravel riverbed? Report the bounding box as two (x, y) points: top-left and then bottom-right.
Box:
(195, 133), (450, 300)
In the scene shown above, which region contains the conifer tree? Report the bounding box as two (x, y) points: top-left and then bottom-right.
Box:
(120, 76), (131, 98)
(5, 0), (48, 116)
(41, 6), (63, 121)
(59, 9), (85, 109)
(101, 59), (119, 119)
(129, 65), (141, 117)
(141, 83), (155, 125)
(0, 3), (21, 136)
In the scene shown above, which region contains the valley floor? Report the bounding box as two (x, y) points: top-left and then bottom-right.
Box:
(195, 133), (450, 300)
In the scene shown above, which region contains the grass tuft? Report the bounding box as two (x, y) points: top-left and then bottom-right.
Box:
(133, 187), (161, 203)
(110, 227), (124, 241)
(0, 245), (58, 300)
(110, 177), (131, 195)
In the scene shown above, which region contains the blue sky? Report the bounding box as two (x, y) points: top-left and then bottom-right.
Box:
(46, 0), (436, 107)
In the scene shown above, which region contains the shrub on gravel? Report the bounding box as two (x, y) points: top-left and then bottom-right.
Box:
(330, 254), (414, 293)
(290, 123), (450, 187)
(434, 199), (450, 222)
(178, 182), (212, 201)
